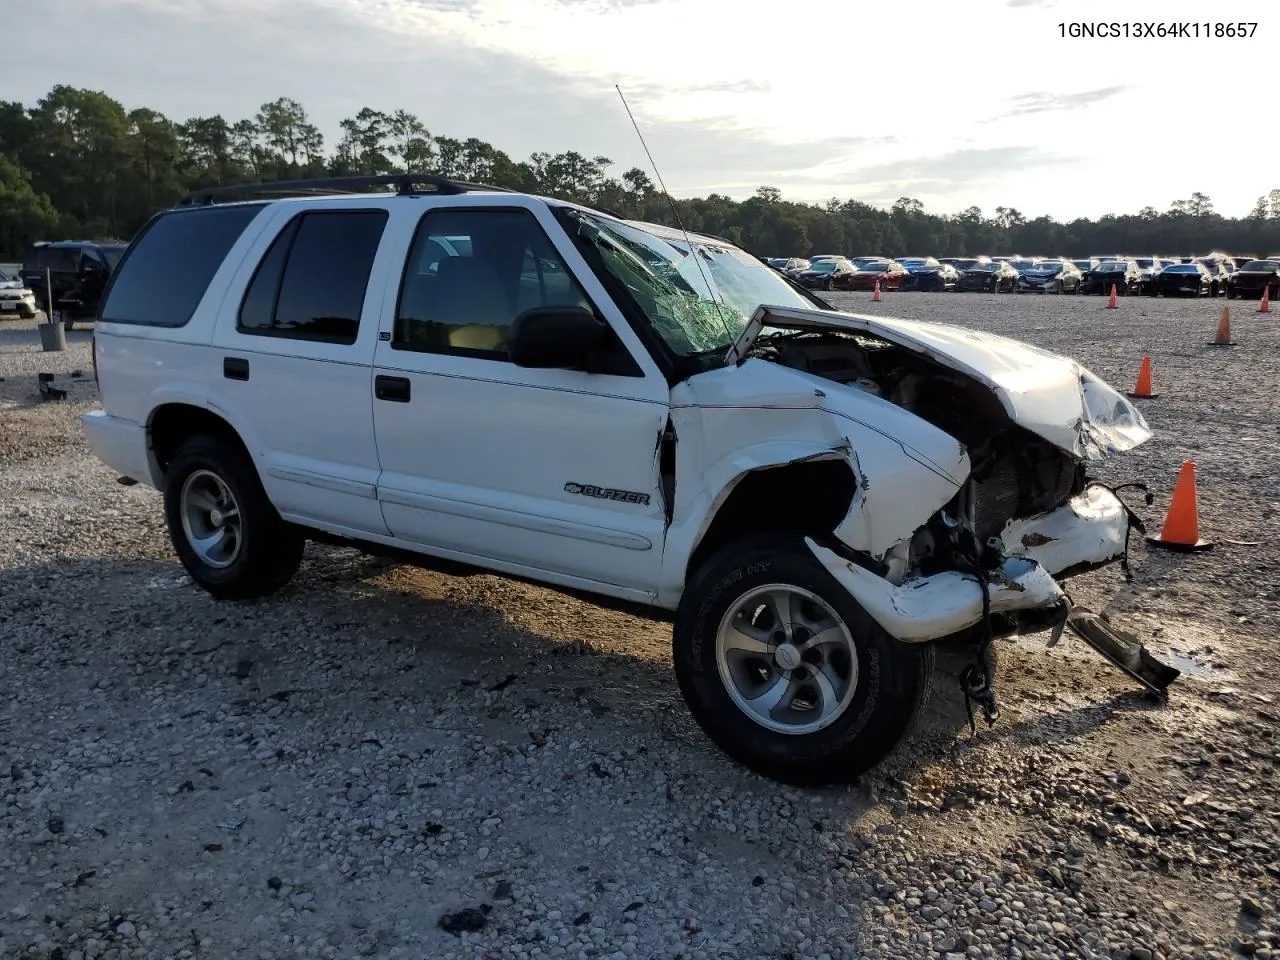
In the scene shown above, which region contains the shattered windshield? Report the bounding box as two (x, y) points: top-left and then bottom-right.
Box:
(574, 214), (818, 358)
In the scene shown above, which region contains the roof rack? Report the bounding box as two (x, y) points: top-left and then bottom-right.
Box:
(177, 173), (516, 207)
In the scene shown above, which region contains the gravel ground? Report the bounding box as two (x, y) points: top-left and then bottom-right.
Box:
(1, 291), (1278, 960)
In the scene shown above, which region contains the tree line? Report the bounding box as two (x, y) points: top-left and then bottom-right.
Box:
(4, 84), (1280, 262)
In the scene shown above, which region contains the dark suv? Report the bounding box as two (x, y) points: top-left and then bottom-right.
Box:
(21, 240), (128, 331)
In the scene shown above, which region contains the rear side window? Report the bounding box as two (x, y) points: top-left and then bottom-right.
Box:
(100, 204), (266, 327)
(237, 210), (387, 345)
(24, 247), (79, 273)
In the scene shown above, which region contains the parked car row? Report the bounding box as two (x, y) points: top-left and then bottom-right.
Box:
(761, 250), (1280, 299)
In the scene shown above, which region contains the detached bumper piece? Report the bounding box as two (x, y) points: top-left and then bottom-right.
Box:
(1064, 606), (1180, 696)
(808, 483), (1184, 699)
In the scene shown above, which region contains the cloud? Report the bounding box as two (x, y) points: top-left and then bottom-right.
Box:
(1005, 0), (1058, 7)
(5, 0), (866, 200)
(997, 86), (1129, 118)
(783, 147), (1077, 206)
(6, 0), (1272, 221)
(621, 78), (773, 99)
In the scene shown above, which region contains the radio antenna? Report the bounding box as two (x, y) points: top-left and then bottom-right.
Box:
(615, 85), (722, 315)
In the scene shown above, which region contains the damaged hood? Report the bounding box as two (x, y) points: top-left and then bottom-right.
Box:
(727, 305), (1152, 461)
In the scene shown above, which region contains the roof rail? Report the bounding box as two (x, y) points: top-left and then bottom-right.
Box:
(177, 173), (516, 207)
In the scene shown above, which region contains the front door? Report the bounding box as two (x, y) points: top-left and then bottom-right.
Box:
(370, 202), (670, 600)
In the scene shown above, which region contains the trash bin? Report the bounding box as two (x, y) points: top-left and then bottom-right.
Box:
(38, 321), (66, 352)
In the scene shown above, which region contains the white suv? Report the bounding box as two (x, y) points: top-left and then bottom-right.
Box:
(83, 174), (1153, 784)
(0, 268), (38, 319)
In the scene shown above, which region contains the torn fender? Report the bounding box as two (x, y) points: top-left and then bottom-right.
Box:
(659, 362), (971, 603)
(656, 435), (854, 607)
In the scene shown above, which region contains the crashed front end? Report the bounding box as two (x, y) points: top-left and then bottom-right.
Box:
(725, 307), (1157, 682)
(809, 483), (1137, 644)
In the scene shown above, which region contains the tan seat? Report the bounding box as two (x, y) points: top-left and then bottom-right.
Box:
(423, 255), (512, 353)
(448, 324), (507, 351)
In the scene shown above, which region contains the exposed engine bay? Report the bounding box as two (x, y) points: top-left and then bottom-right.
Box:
(749, 328), (1084, 546)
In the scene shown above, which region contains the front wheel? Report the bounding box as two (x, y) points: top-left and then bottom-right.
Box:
(672, 534), (933, 785)
(163, 434), (305, 600)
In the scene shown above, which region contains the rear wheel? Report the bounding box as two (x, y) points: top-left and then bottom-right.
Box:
(163, 435), (305, 600)
(673, 534), (933, 785)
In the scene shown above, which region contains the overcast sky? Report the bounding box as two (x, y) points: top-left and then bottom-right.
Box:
(7, 0), (1272, 221)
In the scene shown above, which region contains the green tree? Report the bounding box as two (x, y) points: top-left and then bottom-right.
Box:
(254, 97), (324, 167)
(335, 108), (394, 175)
(0, 154), (58, 257)
(25, 85), (133, 236)
(6, 83), (1280, 264)
(387, 110), (434, 173)
(179, 115), (242, 185)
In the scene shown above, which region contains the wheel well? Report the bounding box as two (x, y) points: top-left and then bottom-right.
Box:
(149, 404), (253, 477)
(687, 459), (858, 579)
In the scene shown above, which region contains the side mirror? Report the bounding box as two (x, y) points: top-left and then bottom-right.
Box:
(509, 306), (607, 370)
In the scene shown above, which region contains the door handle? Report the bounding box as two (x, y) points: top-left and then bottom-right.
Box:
(375, 375), (411, 402)
(223, 357), (249, 381)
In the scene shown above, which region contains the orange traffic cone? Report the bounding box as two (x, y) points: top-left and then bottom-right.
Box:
(1207, 305), (1235, 346)
(1146, 461), (1213, 552)
(1260, 286), (1272, 314)
(872, 278), (881, 302)
(1107, 283), (1118, 309)
(1126, 356), (1158, 398)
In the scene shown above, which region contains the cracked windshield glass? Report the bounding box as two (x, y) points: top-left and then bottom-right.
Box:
(578, 214), (816, 357)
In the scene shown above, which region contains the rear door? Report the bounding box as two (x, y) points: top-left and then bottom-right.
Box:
(369, 200), (671, 601)
(209, 200), (395, 536)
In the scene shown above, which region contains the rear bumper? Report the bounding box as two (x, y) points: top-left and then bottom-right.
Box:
(808, 485), (1132, 642)
(81, 410), (155, 486)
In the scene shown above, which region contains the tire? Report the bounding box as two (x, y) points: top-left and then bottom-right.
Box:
(63, 316), (76, 333)
(163, 434), (305, 601)
(672, 533), (933, 785)
(1055, 280), (1063, 294)
(824, 278), (834, 291)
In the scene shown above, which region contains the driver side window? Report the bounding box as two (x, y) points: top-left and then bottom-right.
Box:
(393, 208), (595, 360)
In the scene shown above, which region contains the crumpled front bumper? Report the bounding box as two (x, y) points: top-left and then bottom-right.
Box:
(808, 485), (1132, 643)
